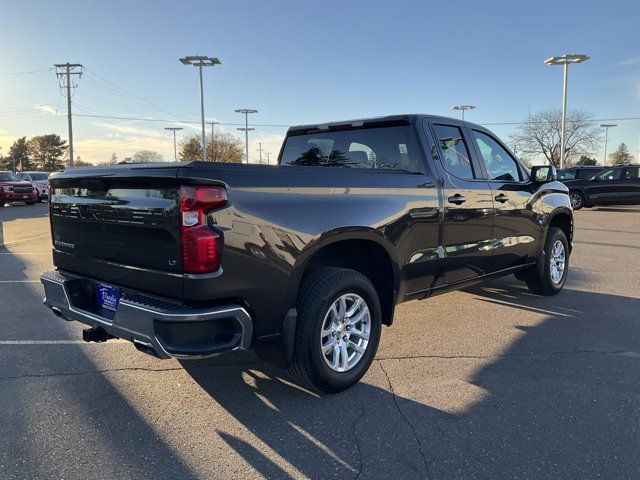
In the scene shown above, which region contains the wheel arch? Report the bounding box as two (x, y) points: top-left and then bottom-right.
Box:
(286, 228), (400, 327)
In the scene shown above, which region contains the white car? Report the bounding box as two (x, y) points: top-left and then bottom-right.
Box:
(18, 171), (51, 202)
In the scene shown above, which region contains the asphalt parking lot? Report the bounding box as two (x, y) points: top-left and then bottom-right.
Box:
(1, 203), (639, 480)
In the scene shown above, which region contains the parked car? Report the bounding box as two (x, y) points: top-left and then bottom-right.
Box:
(41, 114), (573, 392)
(18, 171), (50, 202)
(563, 164), (640, 209)
(0, 171), (38, 206)
(557, 166), (604, 181)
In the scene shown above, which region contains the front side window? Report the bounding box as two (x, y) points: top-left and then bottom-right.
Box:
(594, 169), (622, 181)
(472, 130), (521, 181)
(280, 125), (425, 174)
(432, 125), (474, 179)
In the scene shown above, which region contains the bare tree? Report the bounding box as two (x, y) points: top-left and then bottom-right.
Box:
(509, 109), (602, 167)
(131, 150), (163, 163)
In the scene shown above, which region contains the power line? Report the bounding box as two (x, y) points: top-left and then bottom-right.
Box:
(72, 112), (291, 127)
(0, 68), (51, 77)
(71, 112), (640, 128)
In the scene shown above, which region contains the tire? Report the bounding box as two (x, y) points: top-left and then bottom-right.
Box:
(569, 191), (584, 210)
(26, 201), (36, 205)
(289, 267), (382, 393)
(523, 227), (569, 296)
(0, 201), (4, 207)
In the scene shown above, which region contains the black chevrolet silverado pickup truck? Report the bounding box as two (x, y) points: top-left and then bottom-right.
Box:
(41, 114), (573, 392)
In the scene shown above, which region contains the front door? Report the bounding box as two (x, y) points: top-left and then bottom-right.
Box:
(468, 129), (541, 269)
(428, 122), (495, 285)
(585, 168), (627, 205)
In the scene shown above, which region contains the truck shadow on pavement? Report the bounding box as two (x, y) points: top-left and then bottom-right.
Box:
(183, 279), (640, 479)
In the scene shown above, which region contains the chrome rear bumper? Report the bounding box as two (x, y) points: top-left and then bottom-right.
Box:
(41, 269), (253, 359)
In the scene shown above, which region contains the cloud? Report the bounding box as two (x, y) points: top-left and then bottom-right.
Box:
(617, 56), (640, 67)
(37, 105), (58, 115)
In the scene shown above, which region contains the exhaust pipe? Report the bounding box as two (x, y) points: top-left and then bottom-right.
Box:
(82, 326), (113, 343)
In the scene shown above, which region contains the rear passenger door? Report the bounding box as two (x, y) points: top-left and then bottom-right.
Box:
(428, 122), (495, 284)
(469, 129), (541, 269)
(621, 166), (640, 204)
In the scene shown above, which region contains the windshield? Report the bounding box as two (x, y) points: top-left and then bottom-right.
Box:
(0, 172), (20, 182)
(28, 172), (49, 181)
(280, 125), (426, 174)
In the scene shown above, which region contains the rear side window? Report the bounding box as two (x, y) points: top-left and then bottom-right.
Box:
(280, 125), (426, 174)
(432, 125), (475, 179)
(623, 167), (640, 179)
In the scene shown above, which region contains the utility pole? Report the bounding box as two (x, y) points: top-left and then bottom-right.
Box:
(257, 142), (263, 164)
(208, 121), (220, 139)
(164, 127), (183, 162)
(235, 109), (258, 163)
(54, 63), (83, 167)
(600, 124), (617, 166)
(179, 56), (221, 161)
(264, 152), (271, 165)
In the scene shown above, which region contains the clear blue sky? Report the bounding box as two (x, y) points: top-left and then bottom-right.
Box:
(1, 0), (638, 164)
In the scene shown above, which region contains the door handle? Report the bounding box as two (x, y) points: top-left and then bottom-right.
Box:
(494, 193), (509, 203)
(447, 194), (466, 205)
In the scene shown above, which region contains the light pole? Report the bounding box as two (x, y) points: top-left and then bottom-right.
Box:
(164, 127), (183, 162)
(450, 105), (476, 120)
(179, 55), (221, 161)
(600, 124), (617, 166)
(544, 54), (589, 169)
(235, 109), (258, 163)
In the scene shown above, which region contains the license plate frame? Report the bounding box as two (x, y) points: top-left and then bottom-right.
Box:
(95, 283), (120, 312)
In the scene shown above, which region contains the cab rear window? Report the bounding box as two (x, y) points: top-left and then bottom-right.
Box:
(280, 126), (426, 174)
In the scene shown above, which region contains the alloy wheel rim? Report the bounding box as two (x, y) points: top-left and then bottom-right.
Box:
(570, 193), (582, 209)
(550, 240), (566, 285)
(320, 293), (371, 372)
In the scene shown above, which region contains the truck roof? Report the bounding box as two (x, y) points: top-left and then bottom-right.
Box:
(287, 113), (486, 135)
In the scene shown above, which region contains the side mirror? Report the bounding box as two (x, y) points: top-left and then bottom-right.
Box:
(531, 165), (557, 183)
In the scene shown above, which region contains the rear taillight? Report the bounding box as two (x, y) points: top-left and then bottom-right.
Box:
(180, 186), (227, 273)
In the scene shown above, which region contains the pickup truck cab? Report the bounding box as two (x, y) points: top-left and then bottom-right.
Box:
(18, 171), (50, 201)
(41, 114), (573, 392)
(0, 171), (38, 206)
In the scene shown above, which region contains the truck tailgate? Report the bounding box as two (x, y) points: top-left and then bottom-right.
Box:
(50, 169), (184, 298)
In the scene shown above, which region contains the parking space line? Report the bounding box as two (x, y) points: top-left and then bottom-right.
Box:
(0, 280), (41, 283)
(0, 340), (128, 345)
(0, 252), (50, 255)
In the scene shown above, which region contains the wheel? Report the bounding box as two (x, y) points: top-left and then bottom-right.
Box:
(289, 267), (382, 393)
(569, 191), (584, 210)
(523, 227), (569, 296)
(0, 201), (4, 207)
(26, 201), (36, 205)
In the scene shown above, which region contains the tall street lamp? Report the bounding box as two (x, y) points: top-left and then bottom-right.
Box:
(450, 105), (476, 120)
(179, 55), (221, 160)
(544, 54), (589, 169)
(235, 109), (258, 163)
(164, 127), (183, 162)
(600, 124), (617, 166)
